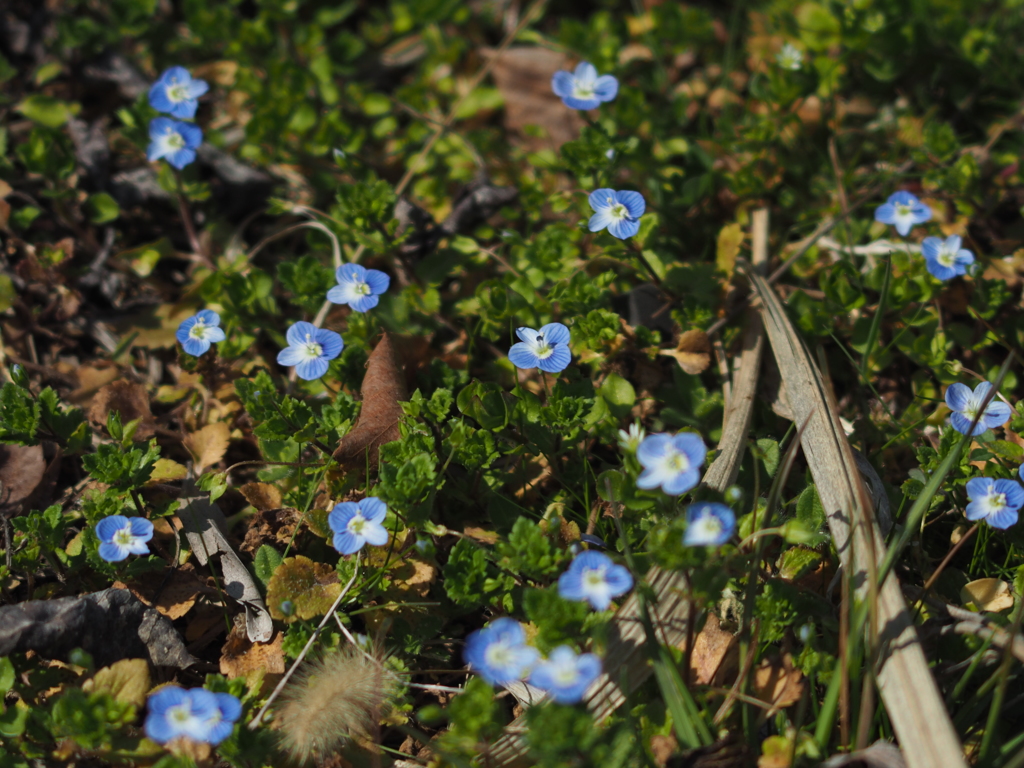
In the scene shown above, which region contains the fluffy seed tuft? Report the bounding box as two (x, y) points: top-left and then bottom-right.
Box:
(274, 645), (397, 764)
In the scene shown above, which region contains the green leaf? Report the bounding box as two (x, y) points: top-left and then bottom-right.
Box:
(85, 192), (120, 224)
(0, 657), (14, 695)
(755, 438), (781, 478)
(442, 538), (491, 606)
(254, 544), (284, 589)
(16, 95), (73, 128)
(599, 374), (636, 418)
(795, 484), (826, 531)
(496, 518), (566, 581)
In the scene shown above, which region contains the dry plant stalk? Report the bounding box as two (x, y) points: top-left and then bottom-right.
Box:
(748, 270), (966, 768)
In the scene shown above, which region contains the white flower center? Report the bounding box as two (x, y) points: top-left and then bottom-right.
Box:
(985, 492), (1007, 513)
(532, 334), (554, 360)
(169, 704), (192, 724)
(353, 281), (371, 296)
(937, 246), (957, 267)
(301, 333), (323, 360)
(113, 527), (134, 546)
(692, 515), (723, 540)
(167, 132), (185, 150)
(666, 450), (691, 473)
(484, 642), (513, 668)
(347, 512), (367, 536)
(896, 204), (912, 217)
(583, 569), (605, 589)
(572, 81), (595, 99)
(168, 83), (189, 102)
(553, 662), (580, 686)
(610, 203), (629, 220)
(189, 320), (207, 340)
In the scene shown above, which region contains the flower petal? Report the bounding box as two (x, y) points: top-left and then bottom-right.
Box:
(96, 515), (128, 543)
(277, 346), (305, 366)
(177, 122), (204, 149)
(944, 383), (973, 413)
(336, 263), (367, 284)
(614, 190), (645, 218)
(99, 542), (130, 562)
(551, 70), (575, 99)
(588, 210), (615, 233)
(573, 61), (598, 85)
(360, 497), (388, 522)
(562, 95), (601, 110)
(295, 357), (329, 381)
(166, 147), (197, 169)
(588, 188), (618, 212)
(333, 531), (364, 555)
(607, 217), (641, 239)
(661, 467), (700, 496)
(195, 309), (220, 326)
(348, 294), (380, 312)
(361, 520), (389, 547)
(328, 503), (358, 532)
(364, 269), (390, 295)
(287, 321), (319, 347)
(921, 237), (942, 260)
(508, 343), (540, 370)
(593, 74), (618, 102)
(538, 344), (571, 373)
(129, 518), (154, 540)
(637, 434), (672, 464)
(983, 400), (1012, 428)
(205, 327), (227, 343)
(315, 328), (344, 359)
(539, 322), (570, 346)
(515, 326), (538, 343)
(987, 507), (1019, 530)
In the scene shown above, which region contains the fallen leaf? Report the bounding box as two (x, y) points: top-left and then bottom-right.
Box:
(716, 221), (744, 279)
(154, 566), (205, 620)
(239, 482), (283, 512)
(69, 365), (120, 405)
(961, 578), (1014, 612)
(148, 458), (188, 485)
(333, 332), (407, 469)
(650, 734), (678, 767)
(185, 422), (231, 474)
(759, 734), (793, 768)
(83, 658), (150, 708)
(483, 47), (584, 149)
(89, 380), (155, 440)
(463, 526), (499, 545)
(0, 443), (46, 517)
(660, 329), (712, 375)
(266, 555), (341, 622)
(220, 626), (285, 680)
(752, 654), (805, 712)
(688, 612), (739, 686)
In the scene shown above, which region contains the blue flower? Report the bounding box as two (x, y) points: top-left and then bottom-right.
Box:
(551, 61), (618, 110)
(147, 117), (203, 170)
(144, 687), (241, 746)
(923, 235), (974, 281)
(326, 263), (391, 312)
(874, 191), (931, 237)
(328, 498), (389, 555)
(528, 646), (601, 704)
(509, 323), (571, 373)
(95, 515), (154, 562)
(175, 310), (226, 356)
(965, 477), (1024, 530)
(148, 67), (209, 119)
(277, 321), (344, 381)
(636, 432), (707, 495)
(588, 189), (645, 239)
(558, 551), (633, 610)
(945, 381), (1011, 436)
(683, 502), (736, 546)
(464, 617), (539, 687)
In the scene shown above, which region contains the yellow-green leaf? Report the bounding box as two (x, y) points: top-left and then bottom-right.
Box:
(716, 222), (744, 279)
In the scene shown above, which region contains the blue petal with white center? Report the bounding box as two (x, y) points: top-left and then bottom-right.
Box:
(588, 188), (645, 240)
(175, 309), (226, 356)
(191, 689), (242, 745)
(874, 191), (932, 237)
(558, 550), (633, 610)
(922, 235), (974, 281)
(327, 263), (391, 312)
(147, 117), (203, 170)
(683, 502), (736, 546)
(945, 381), (1011, 436)
(148, 66), (209, 119)
(508, 322), (572, 373)
(95, 515), (154, 562)
(528, 646), (602, 704)
(551, 61), (618, 110)
(277, 321), (344, 380)
(464, 617), (539, 687)
(636, 432), (707, 495)
(328, 497), (389, 555)
(965, 477), (1024, 530)
(144, 686), (218, 744)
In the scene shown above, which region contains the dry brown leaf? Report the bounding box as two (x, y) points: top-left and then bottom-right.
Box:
(483, 47), (584, 149)
(753, 654), (805, 711)
(688, 612), (739, 686)
(0, 443), (46, 517)
(69, 365), (120, 405)
(89, 380), (155, 440)
(220, 627), (285, 679)
(154, 566), (205, 620)
(960, 578), (1014, 612)
(186, 422), (231, 474)
(239, 482), (283, 512)
(660, 329), (712, 374)
(82, 659), (150, 709)
(650, 734), (678, 767)
(333, 332), (407, 468)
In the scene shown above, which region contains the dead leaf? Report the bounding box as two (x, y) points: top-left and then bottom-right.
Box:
(333, 332), (407, 469)
(752, 654), (805, 712)
(154, 566), (205, 620)
(961, 578), (1014, 612)
(0, 443), (46, 517)
(266, 555), (341, 621)
(650, 734), (678, 767)
(660, 329), (712, 375)
(463, 526), (500, 545)
(69, 365), (120, 405)
(716, 222), (744, 278)
(89, 380), (155, 440)
(83, 658), (150, 708)
(239, 482), (283, 512)
(688, 612), (739, 686)
(220, 627), (285, 679)
(185, 422), (231, 474)
(483, 47), (585, 149)
(147, 458), (189, 485)
(759, 735), (793, 768)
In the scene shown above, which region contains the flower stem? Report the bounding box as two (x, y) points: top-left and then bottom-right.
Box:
(173, 169), (212, 267)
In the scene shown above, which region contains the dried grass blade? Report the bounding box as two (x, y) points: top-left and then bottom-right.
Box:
(747, 270), (966, 768)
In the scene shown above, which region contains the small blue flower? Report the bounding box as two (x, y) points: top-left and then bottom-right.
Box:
(144, 687), (241, 746)
(923, 235), (974, 281)
(965, 477), (1024, 530)
(464, 617), (539, 687)
(95, 515), (154, 562)
(551, 62), (618, 110)
(175, 310), (226, 356)
(588, 188), (645, 239)
(874, 191), (932, 237)
(683, 502), (736, 546)
(147, 117), (203, 170)
(277, 321), (344, 381)
(148, 66), (209, 119)
(528, 646), (601, 704)
(945, 381), (1011, 436)
(558, 551), (633, 611)
(509, 323), (571, 373)
(636, 432), (707, 496)
(328, 497), (389, 555)
(326, 263), (391, 312)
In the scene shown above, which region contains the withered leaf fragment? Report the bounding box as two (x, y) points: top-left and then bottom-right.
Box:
(660, 329), (712, 375)
(333, 332), (407, 468)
